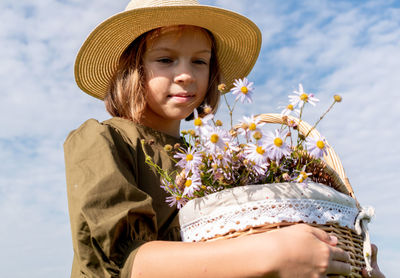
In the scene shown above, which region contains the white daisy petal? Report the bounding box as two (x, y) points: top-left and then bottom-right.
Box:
(305, 136), (329, 159)
(230, 77), (254, 103)
(263, 129), (291, 162)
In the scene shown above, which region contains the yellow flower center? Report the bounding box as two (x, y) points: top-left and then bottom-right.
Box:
(300, 171), (308, 179)
(316, 140), (325, 149)
(241, 86), (249, 94)
(186, 154), (194, 161)
(256, 146), (265, 155)
(274, 137), (283, 147)
(210, 134), (219, 143)
(176, 196), (181, 201)
(194, 118), (202, 126)
(185, 179), (192, 187)
(204, 106), (212, 114)
(287, 104), (294, 110)
(334, 95), (342, 102)
(249, 123), (257, 131)
(217, 154), (223, 160)
(300, 93), (308, 101)
(218, 83), (227, 92)
(253, 131), (262, 140)
(163, 144), (173, 152)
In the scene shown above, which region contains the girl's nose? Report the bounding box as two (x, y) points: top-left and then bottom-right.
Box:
(174, 63), (195, 85)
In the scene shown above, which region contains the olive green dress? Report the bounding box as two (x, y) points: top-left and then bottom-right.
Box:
(64, 117), (182, 278)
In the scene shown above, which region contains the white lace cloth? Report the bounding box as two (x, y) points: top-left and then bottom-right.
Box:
(179, 182), (375, 273)
(179, 182), (359, 242)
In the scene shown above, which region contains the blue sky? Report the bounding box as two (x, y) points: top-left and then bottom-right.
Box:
(0, 0), (399, 277)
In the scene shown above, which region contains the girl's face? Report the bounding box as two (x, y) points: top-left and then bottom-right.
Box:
(142, 26), (211, 134)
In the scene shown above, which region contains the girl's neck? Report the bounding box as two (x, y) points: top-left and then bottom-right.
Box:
(140, 117), (181, 138)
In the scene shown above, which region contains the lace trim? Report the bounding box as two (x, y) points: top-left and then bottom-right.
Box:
(180, 198), (359, 242)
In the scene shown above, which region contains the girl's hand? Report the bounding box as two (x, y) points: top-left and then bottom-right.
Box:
(265, 224), (352, 278)
(362, 244), (385, 278)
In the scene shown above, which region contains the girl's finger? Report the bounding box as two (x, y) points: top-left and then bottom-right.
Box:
(326, 260), (352, 276)
(325, 246), (352, 276)
(308, 226), (337, 246)
(371, 244), (378, 266)
(330, 246), (351, 262)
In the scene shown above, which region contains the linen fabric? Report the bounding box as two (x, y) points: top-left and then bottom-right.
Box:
(179, 182), (359, 242)
(64, 117), (182, 278)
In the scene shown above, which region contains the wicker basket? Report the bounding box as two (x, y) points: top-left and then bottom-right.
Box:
(179, 113), (372, 278)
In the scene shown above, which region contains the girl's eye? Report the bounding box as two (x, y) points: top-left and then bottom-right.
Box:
(157, 58), (173, 64)
(193, 59), (208, 65)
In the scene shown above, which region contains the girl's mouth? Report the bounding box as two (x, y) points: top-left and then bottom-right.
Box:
(169, 93), (195, 103)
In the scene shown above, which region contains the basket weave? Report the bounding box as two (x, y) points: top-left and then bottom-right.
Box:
(201, 222), (364, 278)
(211, 113), (365, 278)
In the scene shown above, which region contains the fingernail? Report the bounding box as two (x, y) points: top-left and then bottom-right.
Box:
(329, 235), (338, 244)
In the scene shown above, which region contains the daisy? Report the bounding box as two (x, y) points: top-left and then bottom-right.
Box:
(174, 147), (203, 174)
(251, 162), (269, 177)
(166, 194), (187, 209)
(294, 165), (313, 187)
(263, 129), (291, 162)
(193, 108), (214, 135)
(289, 84), (319, 108)
(201, 126), (230, 153)
(280, 103), (300, 116)
(160, 176), (174, 191)
(182, 174), (202, 197)
(203, 104), (213, 115)
(231, 77), (254, 103)
(244, 143), (269, 166)
(238, 115), (265, 140)
(305, 136), (329, 159)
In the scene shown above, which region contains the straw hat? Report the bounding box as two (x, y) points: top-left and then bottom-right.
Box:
(75, 0), (262, 100)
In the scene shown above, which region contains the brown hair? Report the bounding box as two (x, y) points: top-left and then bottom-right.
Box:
(104, 26), (221, 123)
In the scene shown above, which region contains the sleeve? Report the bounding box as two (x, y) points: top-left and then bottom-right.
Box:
(64, 119), (157, 278)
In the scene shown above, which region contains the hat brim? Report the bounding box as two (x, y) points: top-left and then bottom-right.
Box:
(75, 5), (262, 100)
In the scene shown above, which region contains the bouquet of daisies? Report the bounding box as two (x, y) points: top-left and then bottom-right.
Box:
(142, 78), (344, 209)
(142, 79), (376, 276)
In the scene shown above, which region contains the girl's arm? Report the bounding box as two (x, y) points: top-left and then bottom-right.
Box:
(131, 224), (352, 278)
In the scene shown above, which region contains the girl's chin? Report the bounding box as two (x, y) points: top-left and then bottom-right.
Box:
(167, 106), (197, 119)
(159, 110), (193, 121)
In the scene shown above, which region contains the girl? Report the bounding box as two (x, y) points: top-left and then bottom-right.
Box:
(65, 0), (384, 277)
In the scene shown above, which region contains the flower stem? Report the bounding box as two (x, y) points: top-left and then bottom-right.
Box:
(305, 100), (337, 138)
(223, 94), (235, 129)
